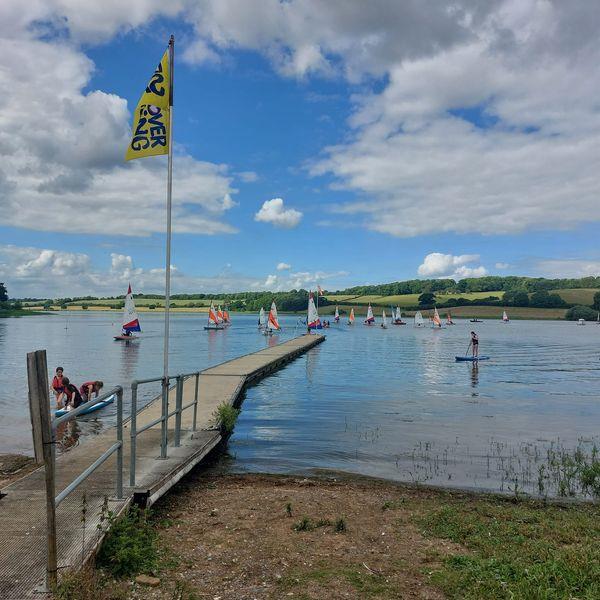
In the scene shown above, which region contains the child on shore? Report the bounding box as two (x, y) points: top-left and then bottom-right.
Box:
(80, 380), (104, 402)
(62, 377), (83, 411)
(51, 367), (65, 408)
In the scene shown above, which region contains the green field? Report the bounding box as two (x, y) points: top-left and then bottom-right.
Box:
(552, 288), (598, 305)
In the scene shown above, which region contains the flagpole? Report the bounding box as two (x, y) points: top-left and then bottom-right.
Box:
(163, 34), (174, 389)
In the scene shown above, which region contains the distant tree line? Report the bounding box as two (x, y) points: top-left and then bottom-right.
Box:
(335, 275), (600, 296)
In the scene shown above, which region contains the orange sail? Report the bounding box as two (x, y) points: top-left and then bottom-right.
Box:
(208, 302), (219, 324)
(432, 307), (442, 327)
(268, 301), (280, 330)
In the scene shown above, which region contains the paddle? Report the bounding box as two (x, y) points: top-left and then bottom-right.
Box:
(465, 341), (472, 358)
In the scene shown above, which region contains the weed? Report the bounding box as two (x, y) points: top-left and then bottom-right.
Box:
(97, 505), (159, 578)
(54, 567), (128, 600)
(213, 403), (240, 434)
(285, 502), (293, 517)
(315, 518), (331, 528)
(293, 516), (314, 532)
(334, 517), (347, 533)
(382, 499), (405, 511)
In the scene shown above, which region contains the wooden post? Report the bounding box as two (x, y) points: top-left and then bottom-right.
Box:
(27, 350), (57, 590)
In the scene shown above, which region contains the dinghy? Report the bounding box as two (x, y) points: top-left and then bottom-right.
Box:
(334, 305), (340, 323)
(446, 312), (455, 325)
(381, 309), (388, 329)
(577, 318), (586, 326)
(265, 301), (281, 335)
(414, 311), (424, 327)
(205, 301), (225, 330)
(114, 284), (141, 340)
(502, 310), (509, 323)
(393, 306), (406, 325)
(55, 393), (116, 417)
(347, 308), (355, 325)
(431, 307), (443, 329)
(364, 304), (375, 325)
(308, 292), (322, 330)
(258, 307), (266, 330)
(470, 318), (483, 323)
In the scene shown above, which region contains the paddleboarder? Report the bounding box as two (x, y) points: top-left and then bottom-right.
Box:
(469, 331), (479, 358)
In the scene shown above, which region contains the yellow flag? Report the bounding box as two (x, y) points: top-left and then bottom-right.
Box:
(125, 49), (170, 161)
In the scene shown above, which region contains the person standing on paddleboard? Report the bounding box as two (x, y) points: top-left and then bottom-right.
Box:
(470, 331), (479, 358)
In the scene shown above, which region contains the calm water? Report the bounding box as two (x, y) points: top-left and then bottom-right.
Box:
(2, 313), (599, 497)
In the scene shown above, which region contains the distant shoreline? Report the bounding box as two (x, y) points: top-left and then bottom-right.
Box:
(20, 305), (572, 320)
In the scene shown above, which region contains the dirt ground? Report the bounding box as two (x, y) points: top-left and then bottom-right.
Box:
(134, 471), (463, 599)
(0, 453), (37, 487)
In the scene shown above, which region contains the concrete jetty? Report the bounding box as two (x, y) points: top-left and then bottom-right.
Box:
(0, 334), (325, 598)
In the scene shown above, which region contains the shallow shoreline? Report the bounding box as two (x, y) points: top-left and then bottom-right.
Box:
(56, 468), (599, 599)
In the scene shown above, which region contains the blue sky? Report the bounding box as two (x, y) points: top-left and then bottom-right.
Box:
(1, 1), (600, 297)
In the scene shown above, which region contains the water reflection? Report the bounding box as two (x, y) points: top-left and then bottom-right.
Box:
(470, 362), (479, 392)
(55, 420), (80, 452)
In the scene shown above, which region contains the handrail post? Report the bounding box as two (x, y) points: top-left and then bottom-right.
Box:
(192, 372), (199, 432)
(129, 382), (138, 487)
(160, 376), (168, 458)
(116, 386), (123, 499)
(174, 375), (183, 447)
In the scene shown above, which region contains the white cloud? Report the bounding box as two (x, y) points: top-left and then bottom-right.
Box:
(0, 244), (262, 297)
(533, 259), (600, 279)
(276, 262), (291, 271)
(308, 2), (600, 236)
(257, 269), (349, 292)
(495, 262), (510, 270)
(0, 7), (238, 237)
(237, 171), (259, 183)
(418, 253), (486, 280)
(254, 198), (303, 229)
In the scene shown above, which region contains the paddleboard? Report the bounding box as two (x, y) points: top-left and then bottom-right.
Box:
(455, 356), (490, 362)
(55, 393), (116, 418)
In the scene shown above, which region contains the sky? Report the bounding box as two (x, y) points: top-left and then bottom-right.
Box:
(1, 0), (600, 298)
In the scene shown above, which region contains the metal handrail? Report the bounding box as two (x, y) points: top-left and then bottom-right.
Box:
(52, 386), (124, 502)
(129, 371), (200, 486)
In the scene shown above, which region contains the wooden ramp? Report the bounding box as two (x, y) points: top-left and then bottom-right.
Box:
(0, 334), (324, 599)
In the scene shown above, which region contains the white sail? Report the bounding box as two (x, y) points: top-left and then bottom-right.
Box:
(307, 292), (321, 329)
(365, 304), (375, 324)
(122, 284), (141, 333)
(432, 306), (442, 327)
(502, 310), (509, 322)
(334, 306), (340, 321)
(259, 307), (266, 328)
(207, 301), (220, 325)
(382, 309), (388, 327)
(414, 311), (424, 327)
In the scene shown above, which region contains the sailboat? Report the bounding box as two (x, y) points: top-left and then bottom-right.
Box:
(307, 291), (322, 330)
(334, 305), (340, 323)
(204, 301), (225, 330)
(347, 307), (355, 325)
(446, 311), (455, 325)
(381, 309), (388, 329)
(222, 307), (231, 325)
(596, 312), (600, 325)
(114, 283), (141, 340)
(414, 311), (424, 327)
(502, 310), (509, 323)
(364, 303), (375, 325)
(431, 306), (443, 329)
(393, 306), (406, 325)
(258, 307), (266, 330)
(265, 301), (281, 335)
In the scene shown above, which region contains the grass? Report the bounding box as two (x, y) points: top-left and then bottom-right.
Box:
(326, 290), (505, 307)
(213, 402), (240, 434)
(415, 496), (600, 599)
(552, 288), (598, 305)
(97, 505), (160, 578)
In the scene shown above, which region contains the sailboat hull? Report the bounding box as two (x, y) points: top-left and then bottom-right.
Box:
(114, 335), (138, 341)
(204, 325), (226, 330)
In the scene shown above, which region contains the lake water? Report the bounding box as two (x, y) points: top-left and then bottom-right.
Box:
(2, 312), (599, 498)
